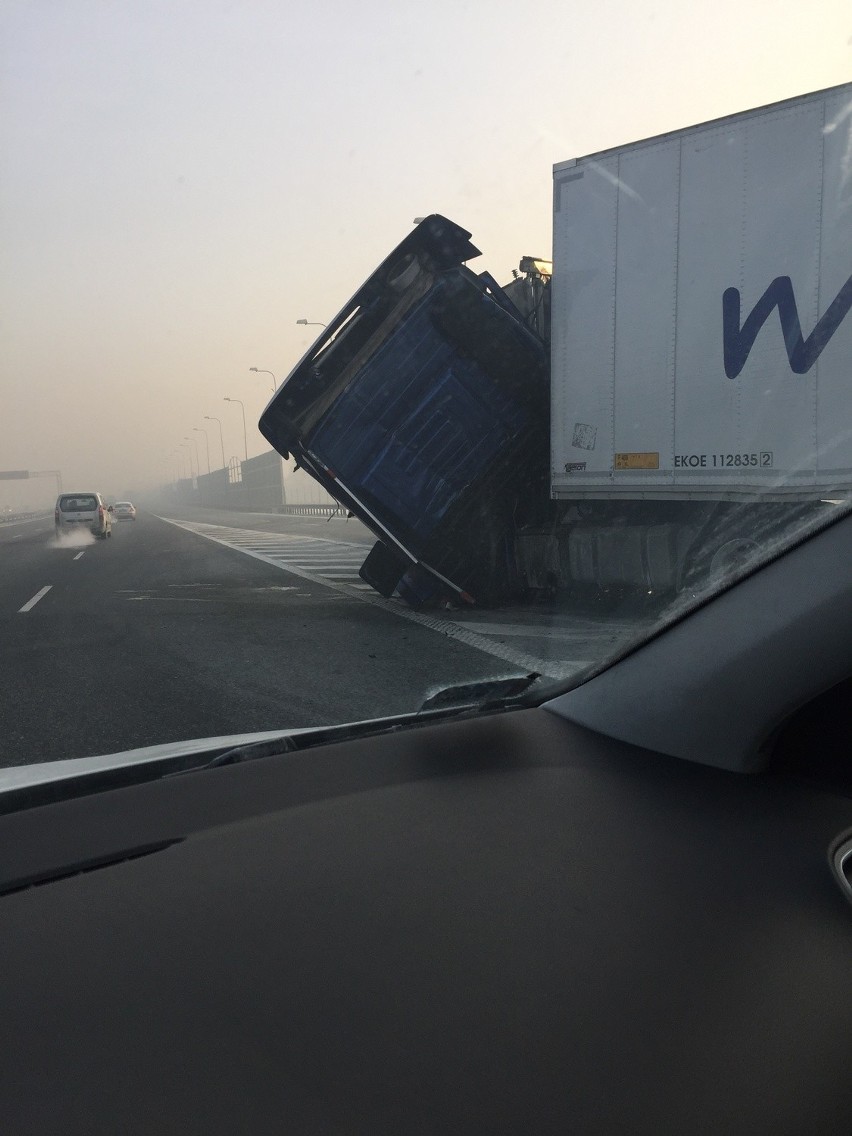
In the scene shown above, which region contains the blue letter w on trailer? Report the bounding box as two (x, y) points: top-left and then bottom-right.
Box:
(722, 274), (852, 379)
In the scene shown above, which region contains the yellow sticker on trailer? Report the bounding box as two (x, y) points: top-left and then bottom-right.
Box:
(614, 452), (660, 470)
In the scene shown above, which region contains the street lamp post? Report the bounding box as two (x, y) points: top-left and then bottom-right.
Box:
(250, 367), (277, 393)
(204, 416), (226, 470)
(224, 397), (248, 462)
(193, 427), (211, 475)
(296, 319), (328, 328)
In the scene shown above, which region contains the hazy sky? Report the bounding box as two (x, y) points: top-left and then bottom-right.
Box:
(1, 0), (849, 503)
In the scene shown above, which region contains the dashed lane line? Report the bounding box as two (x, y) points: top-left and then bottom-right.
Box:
(18, 586), (52, 613)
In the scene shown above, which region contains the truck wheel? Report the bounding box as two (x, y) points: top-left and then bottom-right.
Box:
(679, 534), (760, 595)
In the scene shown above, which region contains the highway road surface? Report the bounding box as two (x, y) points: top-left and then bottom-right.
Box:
(0, 506), (648, 766)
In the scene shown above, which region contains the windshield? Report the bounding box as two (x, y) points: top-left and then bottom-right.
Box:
(1, 3), (849, 768)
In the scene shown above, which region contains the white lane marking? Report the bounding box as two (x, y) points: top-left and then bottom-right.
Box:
(19, 585), (52, 612)
(245, 551), (365, 560)
(156, 517), (569, 678)
(165, 523), (371, 587)
(73, 551), (86, 561)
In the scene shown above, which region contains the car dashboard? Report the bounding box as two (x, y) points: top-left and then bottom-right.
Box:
(0, 692), (850, 1135)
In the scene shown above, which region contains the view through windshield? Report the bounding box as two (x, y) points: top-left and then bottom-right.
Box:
(1, 3), (850, 766)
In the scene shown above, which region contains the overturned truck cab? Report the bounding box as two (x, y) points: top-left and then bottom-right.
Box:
(259, 216), (550, 608)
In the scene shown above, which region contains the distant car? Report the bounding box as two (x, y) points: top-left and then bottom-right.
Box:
(113, 501), (137, 521)
(54, 493), (112, 539)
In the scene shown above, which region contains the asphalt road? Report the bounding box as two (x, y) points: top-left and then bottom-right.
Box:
(0, 507), (647, 766)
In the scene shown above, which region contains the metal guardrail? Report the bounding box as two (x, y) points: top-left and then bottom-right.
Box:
(280, 504), (348, 517)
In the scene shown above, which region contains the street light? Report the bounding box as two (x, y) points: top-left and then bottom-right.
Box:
(204, 416), (226, 470)
(249, 367), (277, 393)
(296, 319), (327, 327)
(224, 397), (248, 462)
(193, 427), (211, 476)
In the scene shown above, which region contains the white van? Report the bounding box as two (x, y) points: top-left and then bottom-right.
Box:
(55, 493), (112, 539)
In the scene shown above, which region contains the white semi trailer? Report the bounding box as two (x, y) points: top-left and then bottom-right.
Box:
(525, 81), (852, 594)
